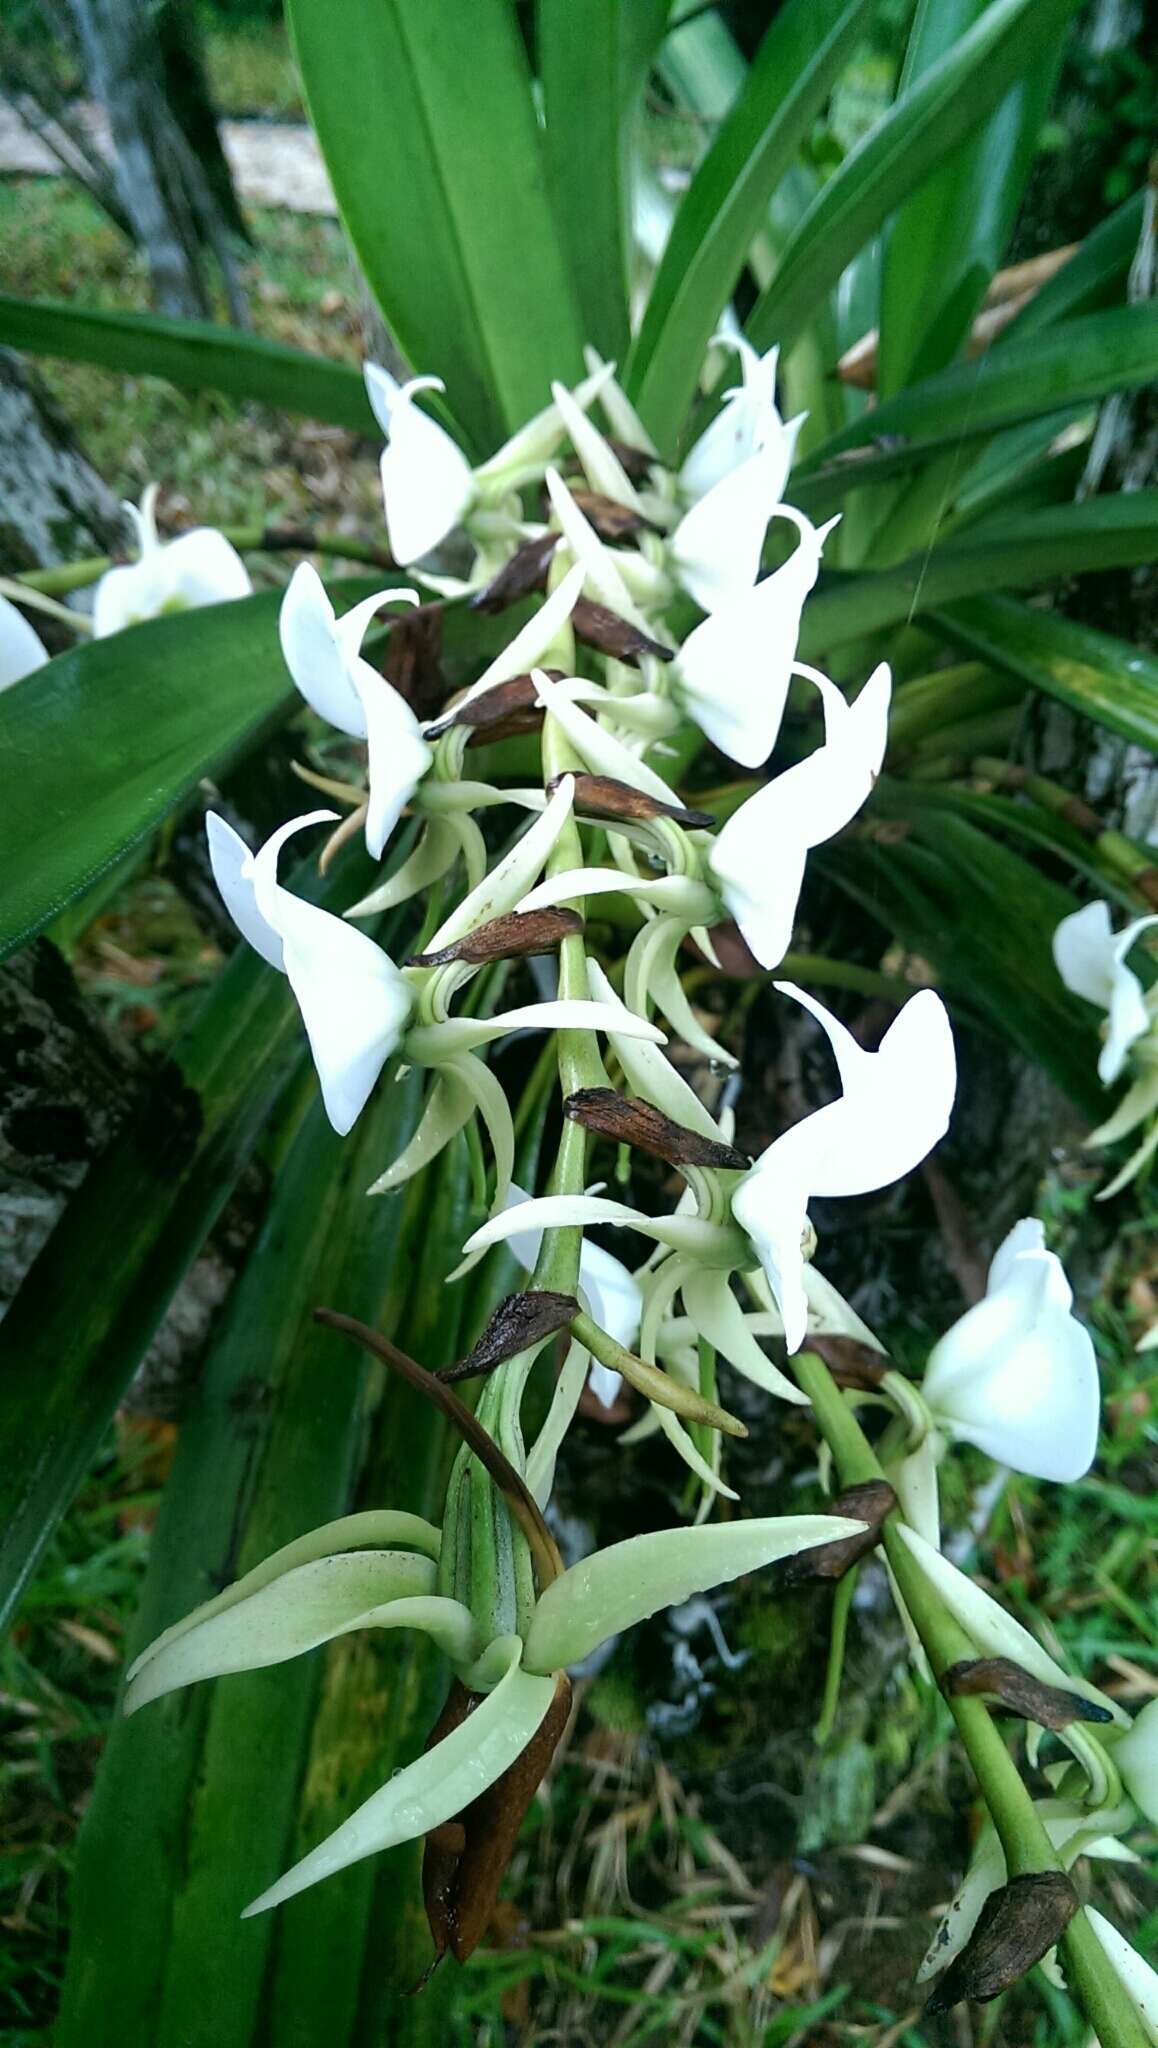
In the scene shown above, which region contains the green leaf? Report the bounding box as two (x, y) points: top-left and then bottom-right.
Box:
(798, 305), (1158, 476)
(745, 0), (1081, 356)
(538, 0), (660, 361)
(800, 494), (1158, 654)
(0, 295), (374, 432)
(998, 187), (1146, 343)
(0, 855), (401, 1635)
(56, 1079), (458, 2047)
(286, 0), (585, 453)
(877, 0), (1064, 396)
(626, 0), (876, 453)
(821, 802), (1104, 1118)
(930, 593), (1158, 754)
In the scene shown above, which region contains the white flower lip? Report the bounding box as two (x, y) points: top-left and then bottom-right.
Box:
(206, 809), (412, 1135)
(93, 484), (252, 637)
(671, 507), (840, 768)
(710, 662), (891, 969)
(278, 563), (430, 858)
(365, 365), (475, 565)
(678, 337), (800, 503)
(1053, 900), (1158, 1084)
(733, 985), (956, 1350)
(0, 591), (49, 691)
(921, 1216), (1100, 1482)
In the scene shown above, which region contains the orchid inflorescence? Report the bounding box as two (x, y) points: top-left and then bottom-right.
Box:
(113, 341), (1154, 2030)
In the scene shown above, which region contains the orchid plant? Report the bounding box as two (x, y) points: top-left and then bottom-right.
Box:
(93, 348), (1153, 2038)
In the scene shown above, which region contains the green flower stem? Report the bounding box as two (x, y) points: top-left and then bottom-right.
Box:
(815, 1564), (858, 1748)
(793, 1348), (1149, 2048)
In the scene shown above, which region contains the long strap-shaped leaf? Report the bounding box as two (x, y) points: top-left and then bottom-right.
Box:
(800, 494), (1158, 656)
(537, 0), (667, 362)
(626, 0), (875, 452)
(0, 295), (375, 432)
(745, 0), (1082, 356)
(0, 859), (402, 1634)
(56, 1075), (453, 2047)
(931, 593), (1158, 756)
(876, 0), (1064, 395)
(287, 0), (585, 453)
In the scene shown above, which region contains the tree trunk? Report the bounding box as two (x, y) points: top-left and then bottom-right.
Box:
(67, 0), (248, 322)
(0, 347), (127, 585)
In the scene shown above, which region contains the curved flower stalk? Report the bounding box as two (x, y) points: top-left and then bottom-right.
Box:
(278, 562), (431, 858)
(0, 590), (49, 690)
(1053, 902), (1158, 1197)
(93, 483), (251, 636)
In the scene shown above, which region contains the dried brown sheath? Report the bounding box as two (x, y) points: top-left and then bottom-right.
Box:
(383, 600), (446, 719)
(427, 668), (564, 740)
(564, 1087), (748, 1170)
(941, 1656), (1113, 1729)
(469, 532), (559, 613)
(422, 1672), (573, 1964)
(546, 771), (714, 832)
(924, 1872), (1079, 2012)
(778, 1480), (896, 1584)
(606, 436), (655, 483)
(409, 907), (583, 968)
(808, 1334), (891, 1390)
(439, 1291), (580, 1383)
(566, 487), (647, 540)
(313, 1309), (562, 1586)
(572, 596), (673, 665)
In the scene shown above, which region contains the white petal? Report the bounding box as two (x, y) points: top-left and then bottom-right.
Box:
(164, 527), (252, 607)
(731, 1171), (812, 1353)
(1102, 914), (1158, 1083)
(0, 592), (49, 690)
(922, 1220), (1099, 1482)
(587, 1360), (624, 1409)
(425, 773), (576, 950)
(544, 468), (652, 631)
(585, 959), (726, 1141)
(355, 664), (433, 857)
(500, 1182), (643, 1353)
(678, 339), (784, 500)
(522, 1514), (866, 1674)
(1083, 1910), (1158, 2043)
(445, 562), (584, 716)
(124, 1551), (438, 1712)
(672, 509), (839, 767)
(92, 554), (171, 636)
(582, 345), (657, 457)
(530, 668), (683, 806)
(550, 379), (647, 512)
(242, 1640), (556, 1916)
(363, 359), (401, 436)
(1053, 901), (1117, 1009)
(278, 562), (364, 734)
(377, 376), (474, 564)
(205, 811), (285, 970)
(670, 445), (789, 614)
(251, 813), (413, 1133)
(1113, 1697), (1158, 1824)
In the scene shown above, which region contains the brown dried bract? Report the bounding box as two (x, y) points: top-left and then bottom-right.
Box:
(807, 1334), (891, 1390)
(566, 487), (648, 541)
(924, 1872), (1079, 2013)
(546, 771), (714, 832)
(383, 600), (447, 721)
(941, 1656), (1113, 1730)
(409, 907), (583, 968)
(564, 1087), (748, 1170)
(778, 1479), (896, 1584)
(439, 1291), (580, 1383)
(429, 668), (565, 744)
(469, 533), (560, 614)
(573, 596), (673, 665)
(606, 436), (655, 483)
(422, 1672), (573, 1965)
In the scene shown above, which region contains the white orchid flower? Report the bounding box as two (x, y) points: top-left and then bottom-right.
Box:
(1053, 902), (1158, 1085)
(920, 1218), (1099, 1483)
(206, 810), (412, 1136)
(709, 663), (891, 968)
(670, 508), (840, 767)
(503, 1183), (642, 1409)
(278, 563), (431, 858)
(669, 442), (800, 615)
(124, 1492), (862, 1922)
(0, 591), (49, 691)
(678, 337), (803, 504)
(732, 985), (956, 1351)
(364, 366), (475, 567)
(1111, 1698), (1158, 1824)
(1085, 1909), (1158, 2041)
(365, 360), (615, 569)
(92, 484), (251, 637)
